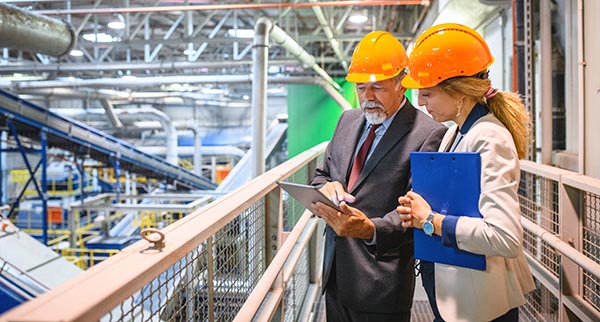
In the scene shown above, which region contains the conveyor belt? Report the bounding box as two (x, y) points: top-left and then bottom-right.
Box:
(0, 89), (216, 190)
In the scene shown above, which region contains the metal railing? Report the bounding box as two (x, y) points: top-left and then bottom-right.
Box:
(518, 160), (600, 322)
(2, 147), (600, 322)
(0, 142), (327, 322)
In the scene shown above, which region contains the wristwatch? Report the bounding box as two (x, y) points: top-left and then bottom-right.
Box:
(423, 212), (435, 236)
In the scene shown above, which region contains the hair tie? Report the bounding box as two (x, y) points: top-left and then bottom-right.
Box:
(485, 87), (498, 99)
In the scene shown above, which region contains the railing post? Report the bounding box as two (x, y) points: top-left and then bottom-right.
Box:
(559, 177), (582, 321)
(207, 237), (215, 322)
(265, 186), (283, 264)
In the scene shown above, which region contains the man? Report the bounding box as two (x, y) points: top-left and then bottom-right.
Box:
(310, 31), (447, 322)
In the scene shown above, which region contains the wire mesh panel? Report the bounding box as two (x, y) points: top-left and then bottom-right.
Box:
(282, 164), (313, 231)
(283, 248), (310, 322)
(519, 171), (561, 277)
(101, 199), (266, 322)
(520, 277), (559, 322)
(583, 192), (600, 312)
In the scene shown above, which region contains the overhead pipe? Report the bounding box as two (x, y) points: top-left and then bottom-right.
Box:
(0, 2), (76, 57)
(265, 19), (342, 92)
(9, 76), (351, 110)
(251, 18), (351, 177)
(252, 18), (269, 177)
(0, 59), (344, 74)
(35, 1), (430, 15)
(117, 108), (178, 166)
(308, 0), (348, 70)
(100, 99), (123, 129)
(186, 123), (203, 176)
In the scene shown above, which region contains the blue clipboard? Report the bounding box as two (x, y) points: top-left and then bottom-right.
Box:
(410, 152), (486, 270)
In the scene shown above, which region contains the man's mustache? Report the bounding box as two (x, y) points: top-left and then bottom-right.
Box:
(361, 101), (384, 109)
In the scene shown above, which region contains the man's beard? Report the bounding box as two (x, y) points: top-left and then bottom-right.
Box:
(362, 101), (387, 124)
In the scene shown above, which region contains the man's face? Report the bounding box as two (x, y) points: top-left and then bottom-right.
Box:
(355, 78), (405, 124)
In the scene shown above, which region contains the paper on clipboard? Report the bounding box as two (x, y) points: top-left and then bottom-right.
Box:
(410, 152), (486, 270)
(277, 181), (340, 212)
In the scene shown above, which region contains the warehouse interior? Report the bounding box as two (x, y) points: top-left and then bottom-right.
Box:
(1, 0), (600, 321)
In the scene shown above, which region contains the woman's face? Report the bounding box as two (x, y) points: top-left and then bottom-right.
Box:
(417, 86), (457, 123)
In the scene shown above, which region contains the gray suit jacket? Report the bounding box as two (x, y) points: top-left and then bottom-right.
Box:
(311, 101), (446, 313)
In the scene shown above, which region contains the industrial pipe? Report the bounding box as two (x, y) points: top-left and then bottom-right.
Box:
(0, 2), (76, 57)
(118, 108), (178, 166)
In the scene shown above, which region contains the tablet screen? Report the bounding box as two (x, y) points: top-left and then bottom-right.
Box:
(277, 181), (340, 211)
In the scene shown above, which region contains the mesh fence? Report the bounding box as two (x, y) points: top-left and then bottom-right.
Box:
(519, 171), (561, 277)
(520, 277), (559, 322)
(583, 192), (600, 312)
(102, 199), (266, 322)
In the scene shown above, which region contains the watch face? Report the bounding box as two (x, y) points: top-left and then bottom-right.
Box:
(423, 221), (434, 236)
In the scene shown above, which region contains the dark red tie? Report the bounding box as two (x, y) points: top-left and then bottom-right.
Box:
(348, 124), (381, 190)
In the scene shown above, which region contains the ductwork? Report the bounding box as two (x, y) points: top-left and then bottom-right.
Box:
(186, 123), (203, 176)
(117, 108), (178, 166)
(0, 2), (76, 57)
(9, 76), (352, 110)
(264, 19), (342, 93)
(252, 17), (349, 177)
(308, 0), (348, 70)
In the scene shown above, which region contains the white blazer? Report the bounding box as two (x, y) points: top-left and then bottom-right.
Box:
(434, 113), (536, 322)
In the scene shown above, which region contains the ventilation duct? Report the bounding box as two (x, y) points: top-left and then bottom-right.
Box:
(0, 3), (76, 57)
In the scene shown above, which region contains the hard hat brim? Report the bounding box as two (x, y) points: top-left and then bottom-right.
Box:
(346, 71), (399, 83)
(401, 73), (427, 89)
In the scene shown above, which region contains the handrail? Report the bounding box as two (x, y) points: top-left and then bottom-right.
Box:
(233, 211), (318, 322)
(521, 217), (600, 278)
(3, 149), (600, 322)
(0, 142), (327, 322)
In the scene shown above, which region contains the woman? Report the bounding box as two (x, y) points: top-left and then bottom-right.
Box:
(397, 23), (536, 322)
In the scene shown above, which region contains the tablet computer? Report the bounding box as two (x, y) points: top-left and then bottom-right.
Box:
(277, 181), (340, 211)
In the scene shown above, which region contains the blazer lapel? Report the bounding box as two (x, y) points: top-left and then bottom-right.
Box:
(349, 103), (416, 193)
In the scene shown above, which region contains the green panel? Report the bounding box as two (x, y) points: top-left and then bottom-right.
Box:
(287, 82), (413, 158)
(287, 79), (358, 158)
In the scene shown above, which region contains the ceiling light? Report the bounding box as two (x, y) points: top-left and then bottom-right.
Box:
(69, 49), (83, 57)
(349, 13), (368, 24)
(227, 29), (255, 39)
(183, 49), (196, 55)
(108, 21), (125, 30)
(82, 32), (120, 43)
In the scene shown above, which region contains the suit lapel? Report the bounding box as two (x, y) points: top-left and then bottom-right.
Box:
(349, 102), (416, 193)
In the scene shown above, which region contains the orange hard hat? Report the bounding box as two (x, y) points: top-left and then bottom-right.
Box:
(346, 31), (408, 83)
(402, 23), (494, 88)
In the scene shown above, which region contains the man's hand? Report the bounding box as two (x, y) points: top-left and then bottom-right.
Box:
(312, 201), (375, 239)
(318, 181), (356, 206)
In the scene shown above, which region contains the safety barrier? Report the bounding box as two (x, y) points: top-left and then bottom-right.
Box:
(1, 147), (600, 322)
(518, 160), (600, 322)
(0, 142), (326, 322)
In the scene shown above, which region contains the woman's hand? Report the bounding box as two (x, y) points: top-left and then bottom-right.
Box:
(397, 191), (432, 230)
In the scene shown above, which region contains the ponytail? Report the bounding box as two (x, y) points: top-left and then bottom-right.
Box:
(440, 76), (532, 159)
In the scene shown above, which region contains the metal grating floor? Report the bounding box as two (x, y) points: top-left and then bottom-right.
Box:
(313, 298), (435, 321)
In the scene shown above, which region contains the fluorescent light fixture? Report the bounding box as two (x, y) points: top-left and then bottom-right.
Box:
(108, 21), (125, 30)
(82, 32), (121, 43)
(227, 29), (255, 38)
(349, 13), (368, 24)
(183, 49), (196, 55)
(69, 49), (84, 57)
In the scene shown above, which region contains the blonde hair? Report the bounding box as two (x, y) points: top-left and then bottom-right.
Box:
(439, 76), (532, 159)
